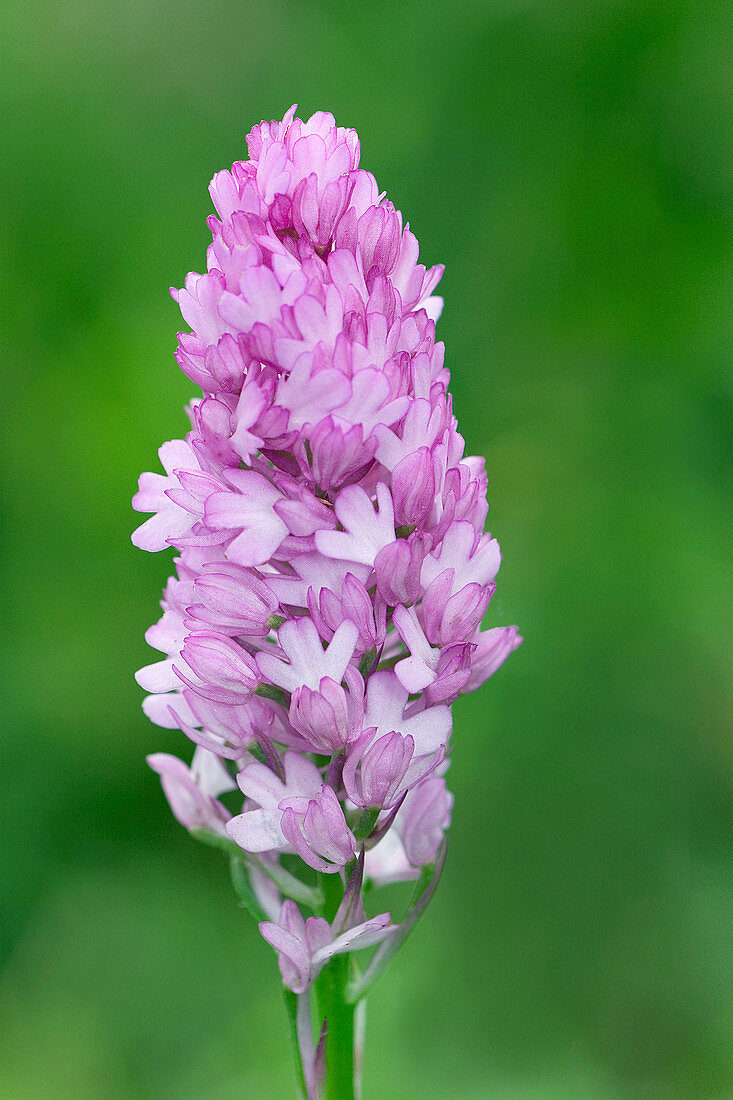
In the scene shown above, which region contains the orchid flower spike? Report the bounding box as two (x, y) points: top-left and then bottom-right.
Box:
(135, 104), (521, 1099)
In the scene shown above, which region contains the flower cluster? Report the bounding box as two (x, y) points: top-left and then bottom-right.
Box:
(134, 106), (521, 998)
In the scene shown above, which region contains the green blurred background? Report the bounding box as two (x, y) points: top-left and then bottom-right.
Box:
(2, 0), (731, 1096)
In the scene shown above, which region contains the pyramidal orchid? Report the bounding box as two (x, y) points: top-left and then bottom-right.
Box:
(133, 105), (521, 1099)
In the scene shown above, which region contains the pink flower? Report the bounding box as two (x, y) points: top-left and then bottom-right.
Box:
(314, 483), (396, 568)
(343, 729), (442, 810)
(462, 625), (523, 693)
(363, 669), (452, 756)
(398, 776), (454, 867)
(227, 751), (323, 853)
(175, 631), (259, 705)
(289, 671), (365, 753)
(391, 447), (436, 529)
(188, 561), (280, 636)
(132, 439), (219, 551)
(256, 618), (358, 695)
(147, 747), (235, 836)
(205, 468), (289, 566)
(260, 899), (394, 995)
(307, 571), (386, 657)
(280, 785), (358, 873)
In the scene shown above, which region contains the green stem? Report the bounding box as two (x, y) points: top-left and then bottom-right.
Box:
(282, 989), (309, 1100)
(316, 871), (358, 1099)
(316, 953), (355, 1100)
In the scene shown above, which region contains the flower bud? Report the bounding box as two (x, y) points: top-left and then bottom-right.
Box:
(289, 676), (363, 753)
(343, 730), (414, 809)
(425, 643), (475, 705)
(391, 447), (435, 529)
(461, 625), (523, 694)
(280, 785), (357, 873)
(147, 748), (234, 836)
(422, 576), (494, 646)
(357, 203), (401, 275)
(176, 631), (259, 705)
(399, 777), (453, 867)
(188, 562), (280, 636)
(374, 536), (425, 606)
(308, 573), (386, 656)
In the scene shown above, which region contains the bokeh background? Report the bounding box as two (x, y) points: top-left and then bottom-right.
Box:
(2, 0), (731, 1096)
